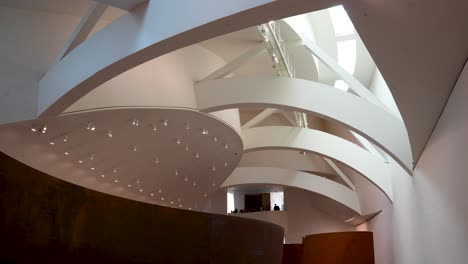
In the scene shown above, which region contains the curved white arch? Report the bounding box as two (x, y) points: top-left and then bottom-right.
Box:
(62, 44), (243, 136)
(222, 167), (362, 215)
(239, 150), (337, 178)
(195, 76), (413, 174)
(241, 126), (393, 201)
(37, 0), (320, 117)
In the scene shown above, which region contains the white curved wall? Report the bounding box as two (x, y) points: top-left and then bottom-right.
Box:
(285, 188), (354, 243)
(361, 61), (468, 264)
(196, 76), (412, 173)
(208, 109), (242, 136)
(239, 150), (336, 177)
(64, 44), (243, 135)
(223, 167), (362, 214)
(241, 126), (393, 201)
(66, 45), (226, 112)
(37, 0), (276, 116)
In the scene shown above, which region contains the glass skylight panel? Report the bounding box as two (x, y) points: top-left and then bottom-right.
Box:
(329, 5), (355, 36)
(337, 39), (356, 74)
(334, 80), (349, 91)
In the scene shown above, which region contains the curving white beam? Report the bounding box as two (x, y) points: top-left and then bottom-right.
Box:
(239, 150), (354, 189)
(37, 0), (326, 117)
(196, 76), (413, 174)
(222, 167), (362, 214)
(241, 126), (393, 201)
(238, 150), (337, 178)
(275, 110), (355, 189)
(322, 157), (355, 191)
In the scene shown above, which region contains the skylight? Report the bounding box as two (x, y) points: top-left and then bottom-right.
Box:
(329, 5), (355, 36)
(337, 39), (356, 74)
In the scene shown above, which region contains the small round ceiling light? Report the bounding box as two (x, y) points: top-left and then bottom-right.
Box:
(87, 122), (96, 131)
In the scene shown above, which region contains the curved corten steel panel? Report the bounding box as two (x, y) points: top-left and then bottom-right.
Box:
(0, 152), (283, 264)
(301, 232), (375, 264)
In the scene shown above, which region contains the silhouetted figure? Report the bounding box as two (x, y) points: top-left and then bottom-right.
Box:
(233, 208), (238, 213)
(273, 204), (280, 211)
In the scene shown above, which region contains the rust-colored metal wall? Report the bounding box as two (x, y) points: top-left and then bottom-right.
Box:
(301, 232), (375, 264)
(282, 244), (302, 264)
(0, 152), (284, 264)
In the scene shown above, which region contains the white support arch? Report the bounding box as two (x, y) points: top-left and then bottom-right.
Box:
(38, 0), (323, 117)
(196, 76), (413, 174)
(277, 108), (355, 189)
(238, 150), (338, 179)
(323, 157), (355, 191)
(241, 126), (393, 201)
(222, 167), (362, 214)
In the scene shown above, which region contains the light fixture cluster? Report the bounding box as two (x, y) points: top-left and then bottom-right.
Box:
(31, 124), (47, 134)
(35, 116), (237, 212)
(345, 217), (355, 223)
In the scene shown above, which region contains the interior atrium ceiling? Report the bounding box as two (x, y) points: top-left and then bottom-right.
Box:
(1, 0), (467, 222)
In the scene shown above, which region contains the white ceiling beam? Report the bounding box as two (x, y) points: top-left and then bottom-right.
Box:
(199, 44), (266, 82)
(297, 38), (391, 113)
(280, 110), (355, 189)
(242, 108), (278, 129)
(242, 126), (394, 202)
(55, 2), (108, 63)
(196, 76), (413, 173)
(223, 167), (362, 215)
(323, 157), (355, 191)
